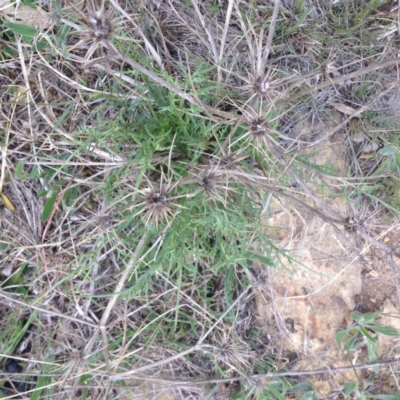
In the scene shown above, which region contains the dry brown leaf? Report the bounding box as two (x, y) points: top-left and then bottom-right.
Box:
(331, 102), (360, 117)
(369, 269), (379, 278)
(0, 192), (16, 212)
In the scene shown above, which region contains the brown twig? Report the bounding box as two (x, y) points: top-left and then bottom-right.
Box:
(121, 358), (400, 386)
(0, 290), (98, 328)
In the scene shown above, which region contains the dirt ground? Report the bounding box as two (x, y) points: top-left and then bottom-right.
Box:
(254, 115), (400, 398)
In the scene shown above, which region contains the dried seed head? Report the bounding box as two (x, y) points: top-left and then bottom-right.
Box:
(88, 12), (114, 40)
(220, 154), (236, 170)
(213, 333), (252, 369)
(250, 118), (269, 138)
(144, 188), (172, 227)
(198, 171), (219, 198)
(253, 75), (271, 96)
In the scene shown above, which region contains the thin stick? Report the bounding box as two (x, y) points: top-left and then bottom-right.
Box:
(126, 358), (400, 386)
(0, 290), (98, 328)
(259, 0), (281, 75)
(277, 56), (400, 106)
(219, 0), (235, 63)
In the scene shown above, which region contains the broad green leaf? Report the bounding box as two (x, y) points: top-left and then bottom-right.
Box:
(2, 44), (16, 57)
(379, 146), (398, 157)
(4, 22), (38, 38)
(289, 382), (313, 392)
(16, 162), (38, 179)
(299, 392), (318, 400)
(42, 193), (58, 222)
(335, 329), (350, 349)
(362, 311), (382, 323)
(344, 332), (360, 353)
(344, 382), (358, 396)
(351, 311), (364, 323)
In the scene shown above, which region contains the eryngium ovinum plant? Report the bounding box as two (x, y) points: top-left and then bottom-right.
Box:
(26, 0), (400, 398)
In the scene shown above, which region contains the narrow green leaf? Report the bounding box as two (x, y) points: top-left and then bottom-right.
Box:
(370, 324), (399, 336)
(30, 376), (46, 400)
(245, 251), (275, 267)
(362, 311), (382, 323)
(49, 101), (74, 134)
(4, 22), (38, 38)
(42, 194), (58, 222)
(284, 6), (313, 36)
(289, 382), (313, 392)
(374, 392), (400, 400)
(367, 339), (378, 363)
(335, 329), (349, 349)
(359, 325), (377, 343)
(143, 77), (168, 108)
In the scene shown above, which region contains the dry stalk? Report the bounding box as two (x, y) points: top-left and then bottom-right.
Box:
(83, 231), (150, 357)
(109, 285), (252, 381)
(276, 56), (400, 107)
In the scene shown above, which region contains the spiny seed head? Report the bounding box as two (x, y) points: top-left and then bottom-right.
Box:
(147, 191), (168, 208)
(88, 12), (114, 40)
(198, 171), (219, 196)
(220, 155), (236, 170)
(213, 334), (252, 369)
(250, 118), (269, 137)
(144, 189), (172, 227)
(253, 75), (271, 95)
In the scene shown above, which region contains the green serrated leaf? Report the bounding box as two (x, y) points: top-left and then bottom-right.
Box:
(4, 22), (38, 38)
(42, 194), (58, 222)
